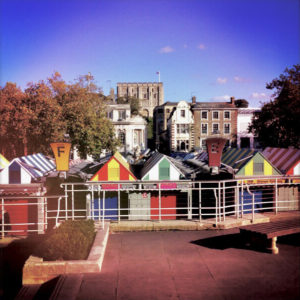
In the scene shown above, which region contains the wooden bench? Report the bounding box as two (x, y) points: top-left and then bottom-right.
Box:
(239, 218), (300, 254)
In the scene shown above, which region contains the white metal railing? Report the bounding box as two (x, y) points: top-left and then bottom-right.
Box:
(1, 176), (299, 236)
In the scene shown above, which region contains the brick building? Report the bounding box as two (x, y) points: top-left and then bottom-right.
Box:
(191, 97), (238, 150)
(117, 82), (164, 118)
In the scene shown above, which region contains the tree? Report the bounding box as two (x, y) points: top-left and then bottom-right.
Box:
(249, 64), (300, 148)
(0, 73), (120, 159)
(0, 83), (29, 158)
(48, 73), (120, 158)
(234, 99), (249, 108)
(116, 96), (140, 115)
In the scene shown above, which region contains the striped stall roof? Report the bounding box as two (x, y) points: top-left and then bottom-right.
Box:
(0, 154), (9, 169)
(194, 151), (208, 162)
(16, 153), (56, 178)
(262, 147), (300, 174)
(221, 148), (256, 170)
(140, 151), (184, 180)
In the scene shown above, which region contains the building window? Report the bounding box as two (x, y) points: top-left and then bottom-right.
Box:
(181, 110), (185, 117)
(211, 143), (219, 153)
(134, 129), (142, 145)
(118, 110), (126, 120)
(160, 167), (169, 180)
(176, 140), (189, 151)
(201, 139), (206, 150)
(154, 94), (156, 99)
(177, 124), (189, 134)
(201, 111), (208, 120)
(224, 123), (231, 134)
(212, 123), (219, 133)
(224, 111), (231, 119)
(166, 109), (170, 113)
(107, 111), (113, 119)
(144, 93), (147, 99)
(212, 111), (219, 120)
(118, 131), (126, 145)
(201, 123), (208, 134)
(254, 163), (264, 174)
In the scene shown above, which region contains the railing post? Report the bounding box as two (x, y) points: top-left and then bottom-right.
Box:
(223, 182), (226, 222)
(64, 185), (68, 220)
(218, 182), (221, 223)
(45, 197), (48, 231)
(187, 188), (191, 220)
(199, 182), (202, 222)
(252, 193), (255, 222)
(275, 178), (278, 215)
(236, 184), (239, 219)
(98, 188), (100, 221)
(1, 198), (4, 238)
(102, 190), (105, 229)
(159, 183), (161, 222)
(241, 180), (244, 218)
(71, 184), (74, 220)
(91, 184), (94, 220)
(118, 184), (120, 223)
(214, 189), (218, 225)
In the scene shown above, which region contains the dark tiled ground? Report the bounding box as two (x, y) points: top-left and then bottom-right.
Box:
(76, 229), (300, 300)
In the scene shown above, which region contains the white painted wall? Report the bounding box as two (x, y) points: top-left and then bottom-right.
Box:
(237, 108), (260, 149)
(293, 162), (300, 175)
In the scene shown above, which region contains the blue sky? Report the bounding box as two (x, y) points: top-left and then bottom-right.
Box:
(1, 0), (299, 107)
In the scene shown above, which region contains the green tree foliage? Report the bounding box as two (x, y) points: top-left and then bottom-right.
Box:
(0, 73), (119, 160)
(234, 99), (249, 108)
(116, 96), (140, 115)
(249, 65), (300, 148)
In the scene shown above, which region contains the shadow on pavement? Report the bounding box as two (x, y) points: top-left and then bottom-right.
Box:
(0, 235), (44, 300)
(191, 232), (300, 253)
(277, 232), (300, 246)
(191, 233), (249, 250)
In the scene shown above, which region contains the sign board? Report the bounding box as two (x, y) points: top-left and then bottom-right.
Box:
(206, 138), (227, 167)
(50, 142), (71, 171)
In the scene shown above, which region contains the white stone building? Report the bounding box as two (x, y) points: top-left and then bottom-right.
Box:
(237, 107), (261, 149)
(106, 103), (147, 154)
(167, 101), (195, 152)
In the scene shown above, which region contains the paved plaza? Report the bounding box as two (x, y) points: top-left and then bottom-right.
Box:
(76, 229), (300, 300)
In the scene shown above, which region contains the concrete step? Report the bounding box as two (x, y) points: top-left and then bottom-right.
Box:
(15, 284), (41, 300)
(49, 274), (83, 300)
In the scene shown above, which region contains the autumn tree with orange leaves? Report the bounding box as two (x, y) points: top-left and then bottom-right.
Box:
(0, 73), (119, 160)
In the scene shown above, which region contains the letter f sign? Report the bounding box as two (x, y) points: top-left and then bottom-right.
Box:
(51, 143), (71, 171)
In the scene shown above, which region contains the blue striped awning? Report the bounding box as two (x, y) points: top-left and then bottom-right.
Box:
(15, 153), (56, 179)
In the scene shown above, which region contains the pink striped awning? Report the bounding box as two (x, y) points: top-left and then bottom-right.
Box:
(262, 147), (300, 175)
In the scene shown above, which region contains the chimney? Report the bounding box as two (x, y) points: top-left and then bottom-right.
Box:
(192, 96), (196, 104)
(230, 96), (235, 105)
(110, 88), (115, 102)
(206, 137), (227, 174)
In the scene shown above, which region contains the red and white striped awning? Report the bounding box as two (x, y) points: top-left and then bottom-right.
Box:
(262, 147), (300, 175)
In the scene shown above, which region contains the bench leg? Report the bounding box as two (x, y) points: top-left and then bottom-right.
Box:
(267, 237), (279, 254)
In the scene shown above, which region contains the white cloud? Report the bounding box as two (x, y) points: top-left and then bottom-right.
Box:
(234, 76), (243, 82)
(210, 95), (231, 102)
(250, 92), (269, 99)
(197, 44), (205, 50)
(159, 46), (175, 53)
(234, 76), (249, 83)
(216, 77), (227, 84)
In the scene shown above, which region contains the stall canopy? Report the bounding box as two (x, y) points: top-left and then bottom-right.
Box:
(90, 152), (136, 181)
(262, 147), (300, 175)
(0, 153), (56, 184)
(221, 148), (281, 177)
(0, 154), (9, 170)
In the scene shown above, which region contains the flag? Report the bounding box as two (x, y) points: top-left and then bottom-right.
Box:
(156, 71), (160, 74)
